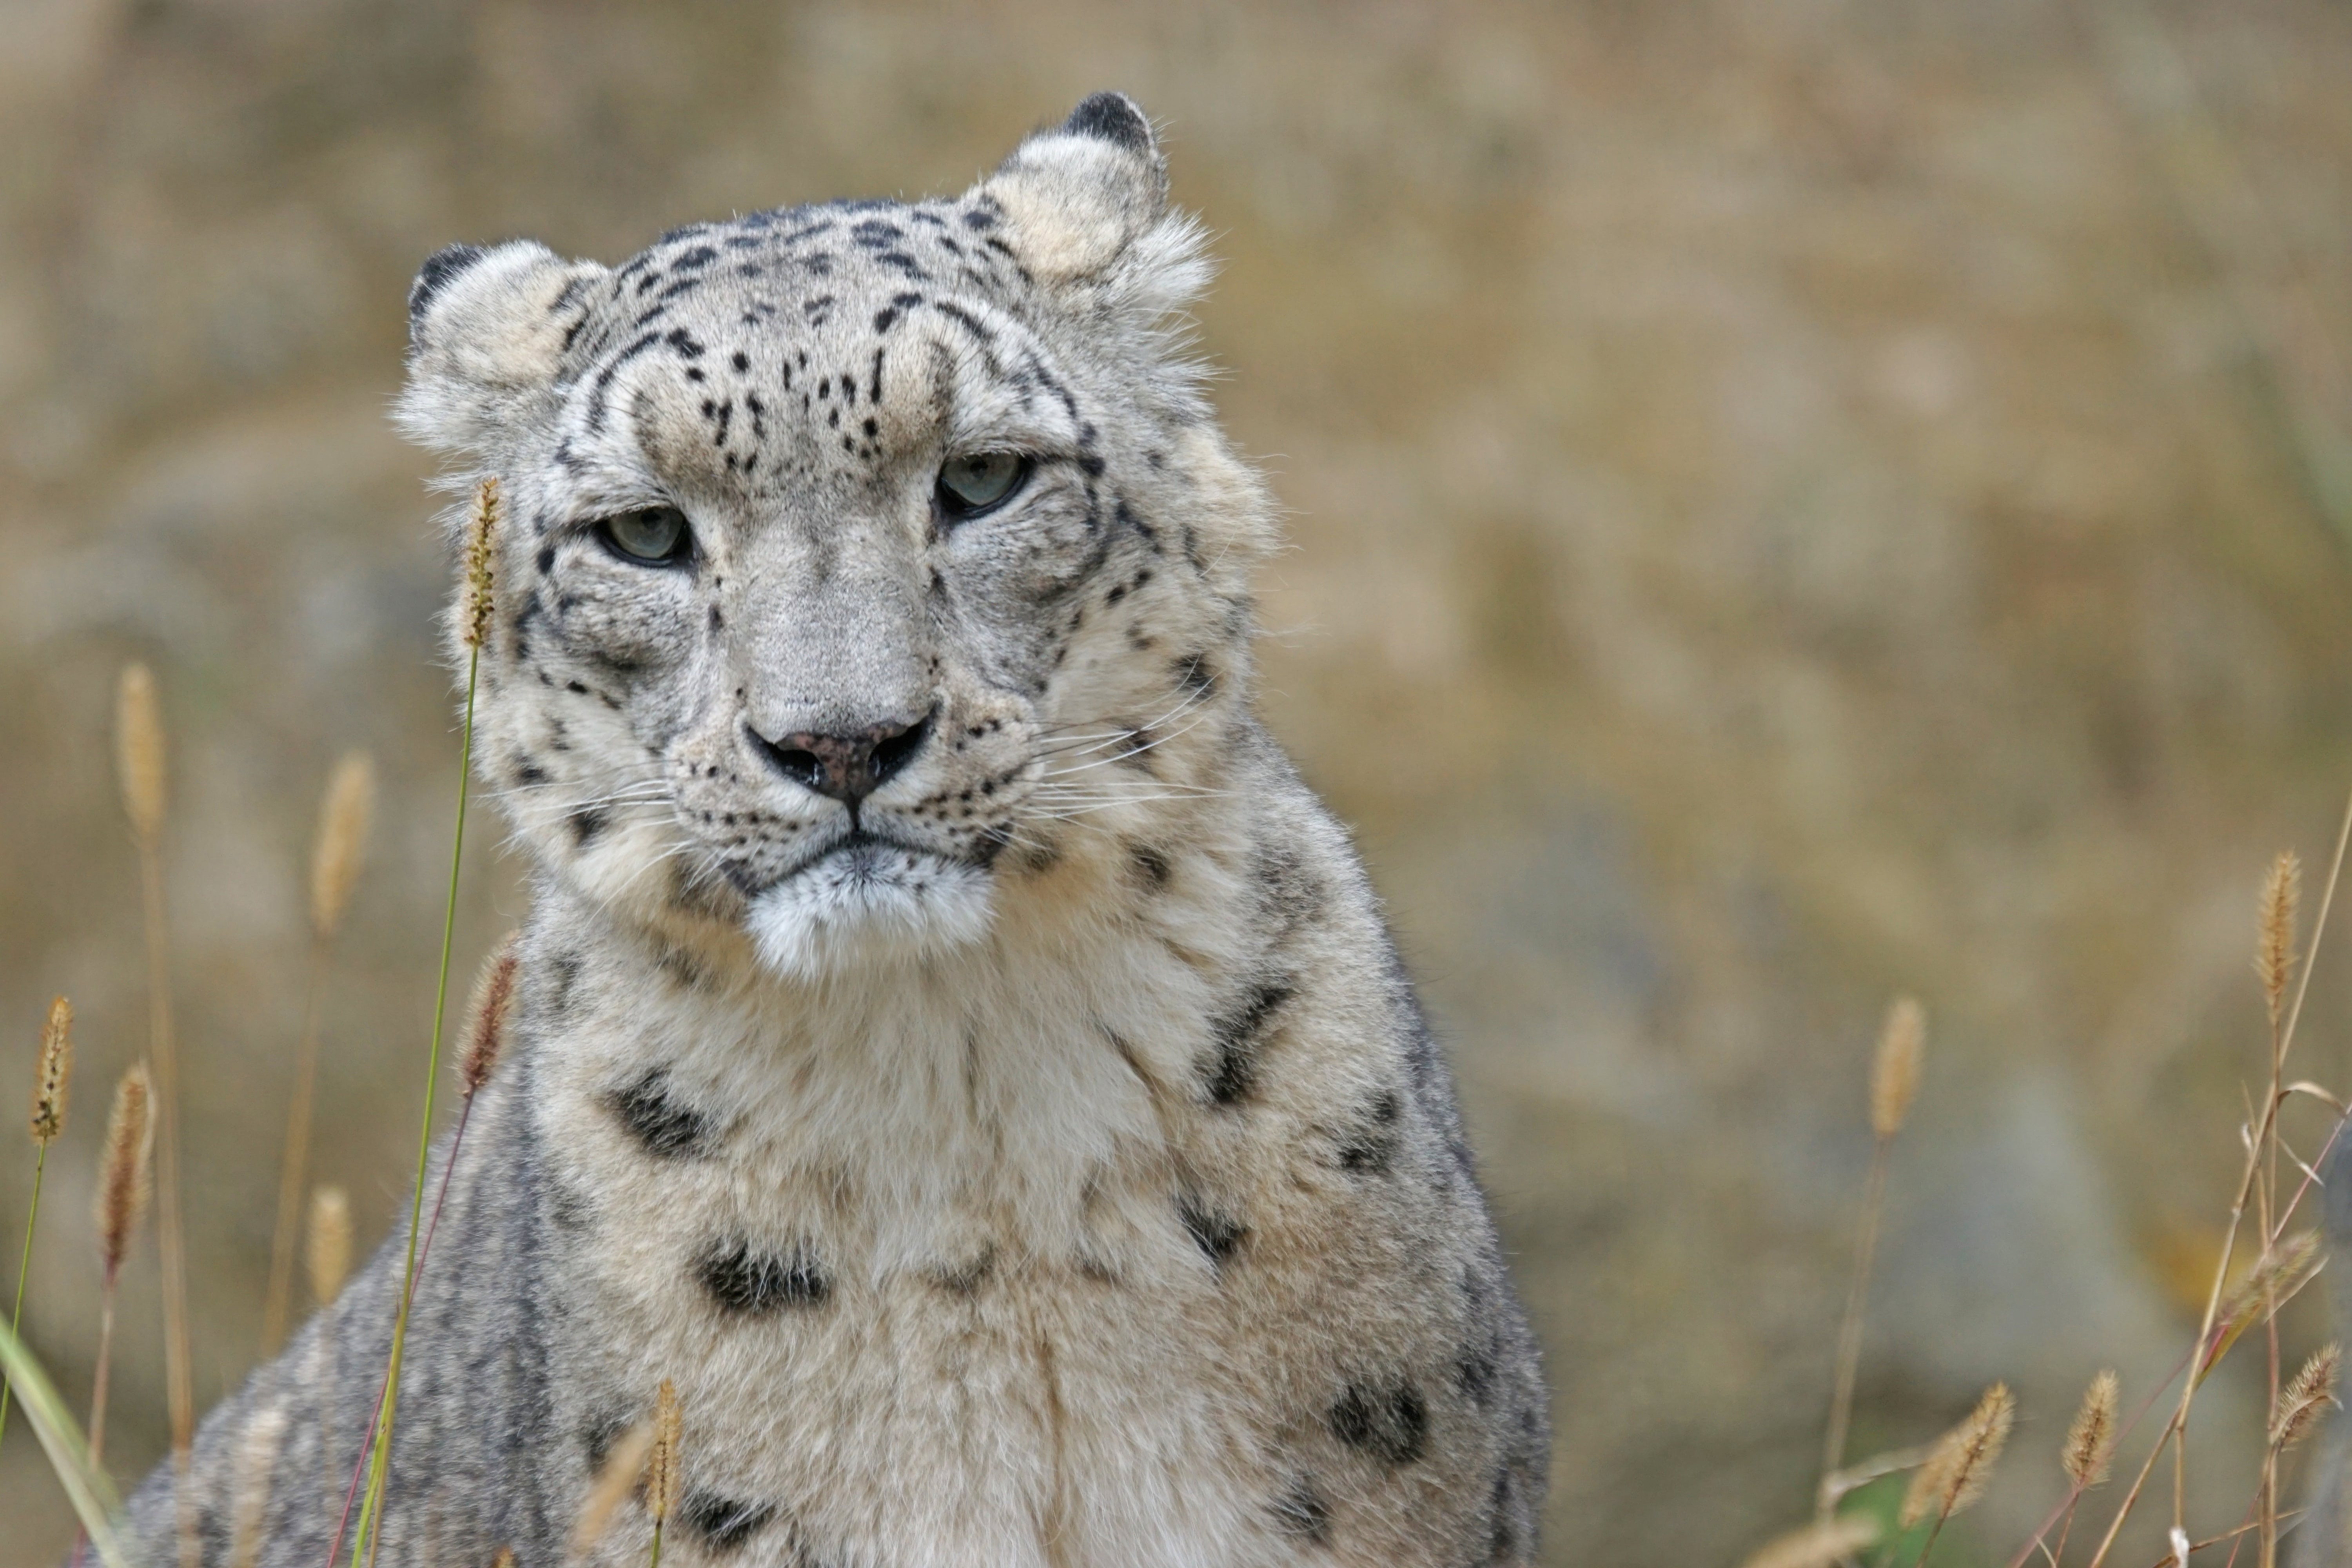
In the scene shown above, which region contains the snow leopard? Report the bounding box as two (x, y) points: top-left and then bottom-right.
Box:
(118, 93), (1549, 1568)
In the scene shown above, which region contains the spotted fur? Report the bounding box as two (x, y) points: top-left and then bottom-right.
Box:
(121, 93), (1546, 1567)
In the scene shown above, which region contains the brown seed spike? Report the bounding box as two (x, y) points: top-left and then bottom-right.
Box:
(29, 995), (71, 1144)
(647, 1379), (684, 1524)
(459, 935), (521, 1098)
(307, 1186), (352, 1306)
(114, 663), (168, 844)
(490, 1551), (515, 1568)
(309, 753), (376, 942)
(2259, 851), (2303, 1028)
(95, 1063), (154, 1283)
(2272, 1342), (2340, 1451)
(1900, 1382), (2014, 1529)
(2062, 1368), (2119, 1488)
(1869, 996), (1926, 1140)
(226, 1405), (288, 1568)
(463, 478), (501, 650)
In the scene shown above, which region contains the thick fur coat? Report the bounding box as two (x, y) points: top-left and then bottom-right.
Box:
(119, 93), (1549, 1568)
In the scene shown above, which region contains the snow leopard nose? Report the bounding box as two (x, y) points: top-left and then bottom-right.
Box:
(749, 712), (932, 806)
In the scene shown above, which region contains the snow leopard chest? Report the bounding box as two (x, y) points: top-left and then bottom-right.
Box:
(528, 935), (1319, 1568)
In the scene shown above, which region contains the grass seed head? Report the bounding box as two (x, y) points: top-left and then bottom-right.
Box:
(114, 663), (168, 845)
(1870, 996), (1926, 1139)
(29, 995), (71, 1144)
(2272, 1342), (2340, 1452)
(309, 752), (376, 941)
(463, 479), (500, 650)
(569, 1417), (654, 1556)
(2259, 850), (2303, 1027)
(1900, 1381), (2014, 1529)
(2204, 1230), (2326, 1383)
(648, 1379), (684, 1524)
(2062, 1368), (2119, 1488)
(491, 1552), (515, 1568)
(460, 935), (521, 1098)
(96, 1062), (154, 1282)
(226, 1406), (288, 1568)
(307, 1185), (351, 1306)
(1737, 1515), (1881, 1568)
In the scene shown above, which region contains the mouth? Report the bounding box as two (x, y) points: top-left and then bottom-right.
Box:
(739, 826), (998, 978)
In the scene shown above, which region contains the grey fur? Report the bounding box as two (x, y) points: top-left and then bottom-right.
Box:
(120, 93), (1548, 1568)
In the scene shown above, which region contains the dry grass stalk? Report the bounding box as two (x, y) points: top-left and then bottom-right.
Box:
(1871, 996), (1926, 1140)
(4, 995), (74, 1445)
(2064, 1369), (2121, 1489)
(308, 1186), (352, 1307)
(115, 661), (196, 1568)
(2201, 1229), (2324, 1385)
(309, 752), (376, 941)
(648, 1381), (683, 1523)
(1740, 1512), (1880, 1568)
(569, 1418), (655, 1559)
(463, 479), (501, 650)
(2259, 851), (2302, 1031)
(1900, 1382), (2014, 1534)
(95, 1066), (153, 1285)
(88, 1062), (153, 1471)
(1819, 996), (1928, 1515)
(226, 1406), (287, 1568)
(1737, 1515), (1880, 1568)
(114, 664), (167, 846)
(2270, 1342), (2339, 1452)
(460, 937), (520, 1098)
(263, 752), (377, 1354)
(30, 996), (71, 1143)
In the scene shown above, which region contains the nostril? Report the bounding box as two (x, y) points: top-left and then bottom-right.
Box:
(869, 712), (931, 789)
(747, 710), (934, 805)
(750, 731), (827, 793)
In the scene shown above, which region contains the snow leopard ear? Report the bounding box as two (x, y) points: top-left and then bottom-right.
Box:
(974, 93), (1202, 306)
(398, 240), (609, 454)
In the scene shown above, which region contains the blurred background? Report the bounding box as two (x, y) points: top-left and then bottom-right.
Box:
(4, 1), (2352, 1563)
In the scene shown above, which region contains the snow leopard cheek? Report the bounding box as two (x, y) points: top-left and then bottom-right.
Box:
(541, 570), (699, 682)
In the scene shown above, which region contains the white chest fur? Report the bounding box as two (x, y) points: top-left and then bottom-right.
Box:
(535, 888), (1317, 1568)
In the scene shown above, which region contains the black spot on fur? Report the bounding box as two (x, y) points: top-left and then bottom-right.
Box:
(1063, 91), (1154, 155)
(607, 1067), (712, 1159)
(1336, 1090), (1403, 1174)
(408, 243), (486, 323)
(582, 1410), (629, 1471)
(546, 951), (583, 1017)
(571, 806), (609, 847)
(673, 245), (719, 271)
(1203, 982), (1293, 1105)
(512, 757), (550, 787)
(699, 1238), (831, 1314)
(1269, 1474), (1332, 1544)
(535, 543), (556, 575)
(681, 1493), (778, 1552)
(1128, 841), (1171, 889)
(1176, 1192), (1246, 1266)
(1329, 1380), (1428, 1466)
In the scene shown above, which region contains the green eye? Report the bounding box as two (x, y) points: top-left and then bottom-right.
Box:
(936, 452), (1030, 519)
(601, 506), (691, 564)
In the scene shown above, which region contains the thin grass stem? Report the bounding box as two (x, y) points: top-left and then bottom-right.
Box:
(348, 641), (482, 1568)
(0, 1142), (49, 1444)
(261, 937), (331, 1355)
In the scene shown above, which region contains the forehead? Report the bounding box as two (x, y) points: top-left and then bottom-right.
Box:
(554, 195), (1085, 500)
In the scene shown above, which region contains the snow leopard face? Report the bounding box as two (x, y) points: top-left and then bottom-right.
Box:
(399, 95), (1270, 976)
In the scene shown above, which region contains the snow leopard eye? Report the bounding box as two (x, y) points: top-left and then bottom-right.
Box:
(935, 452), (1030, 522)
(600, 506), (692, 565)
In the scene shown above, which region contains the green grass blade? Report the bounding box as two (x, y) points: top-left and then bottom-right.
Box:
(351, 645), (479, 1568)
(1, 1143), (48, 1443)
(0, 1312), (135, 1568)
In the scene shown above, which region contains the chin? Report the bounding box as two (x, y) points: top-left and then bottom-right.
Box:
(744, 839), (996, 980)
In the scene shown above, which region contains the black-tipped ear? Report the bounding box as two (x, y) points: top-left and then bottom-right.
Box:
(968, 93), (1170, 285)
(1063, 91), (1155, 157)
(397, 239), (609, 454)
(408, 243), (490, 326)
